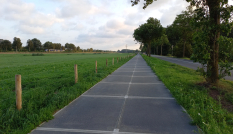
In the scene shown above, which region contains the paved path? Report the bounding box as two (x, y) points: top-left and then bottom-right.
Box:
(151, 55), (233, 81)
(31, 54), (198, 134)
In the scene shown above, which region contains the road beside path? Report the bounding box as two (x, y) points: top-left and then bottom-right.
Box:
(31, 54), (198, 134)
(151, 55), (233, 81)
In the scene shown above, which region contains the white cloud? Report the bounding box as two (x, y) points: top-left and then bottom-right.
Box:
(0, 0), (63, 34)
(18, 25), (45, 34)
(159, 2), (189, 27)
(55, 0), (112, 19)
(62, 22), (84, 31)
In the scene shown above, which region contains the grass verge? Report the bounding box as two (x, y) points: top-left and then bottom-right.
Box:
(142, 54), (233, 134)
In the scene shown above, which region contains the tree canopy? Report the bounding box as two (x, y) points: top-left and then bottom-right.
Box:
(0, 40), (12, 51)
(31, 38), (42, 51)
(133, 17), (163, 57)
(26, 39), (33, 51)
(65, 43), (76, 51)
(131, 0), (233, 85)
(12, 37), (22, 51)
(158, 34), (169, 55)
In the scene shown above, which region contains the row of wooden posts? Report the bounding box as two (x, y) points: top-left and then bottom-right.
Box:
(15, 55), (133, 111)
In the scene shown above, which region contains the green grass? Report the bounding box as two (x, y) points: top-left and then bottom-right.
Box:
(142, 54), (233, 134)
(0, 53), (134, 134)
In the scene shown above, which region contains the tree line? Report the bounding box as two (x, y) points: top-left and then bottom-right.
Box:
(0, 38), (96, 52)
(132, 0), (233, 85)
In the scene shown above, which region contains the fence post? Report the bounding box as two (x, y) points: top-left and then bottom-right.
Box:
(96, 61), (97, 73)
(15, 75), (22, 111)
(117, 57), (118, 63)
(106, 59), (108, 66)
(112, 58), (114, 65)
(74, 64), (78, 83)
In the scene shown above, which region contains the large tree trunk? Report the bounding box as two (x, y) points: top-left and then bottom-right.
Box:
(207, 1), (220, 85)
(146, 46), (148, 56)
(157, 46), (158, 55)
(183, 40), (186, 58)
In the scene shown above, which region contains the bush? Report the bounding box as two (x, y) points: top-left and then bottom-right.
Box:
(32, 53), (44, 56)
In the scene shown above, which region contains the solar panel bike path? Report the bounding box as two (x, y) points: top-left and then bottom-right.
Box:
(31, 54), (198, 134)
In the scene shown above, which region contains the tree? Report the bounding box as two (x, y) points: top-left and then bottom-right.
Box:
(133, 18), (163, 57)
(174, 40), (193, 57)
(27, 39), (33, 51)
(90, 48), (93, 52)
(77, 46), (81, 51)
(54, 43), (61, 49)
(61, 46), (65, 50)
(131, 0), (233, 85)
(172, 7), (194, 57)
(31, 38), (42, 51)
(12, 37), (22, 51)
(139, 43), (148, 55)
(218, 36), (233, 78)
(0, 40), (12, 51)
(158, 34), (169, 55)
(65, 43), (76, 51)
(43, 41), (53, 49)
(166, 24), (182, 56)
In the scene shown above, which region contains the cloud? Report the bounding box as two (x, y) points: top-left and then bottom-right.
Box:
(117, 29), (133, 35)
(124, 12), (146, 26)
(0, 0), (63, 34)
(2, 2), (34, 21)
(62, 22), (84, 31)
(55, 0), (112, 19)
(159, 2), (189, 27)
(18, 25), (45, 34)
(20, 14), (63, 27)
(106, 19), (124, 29)
(74, 18), (137, 50)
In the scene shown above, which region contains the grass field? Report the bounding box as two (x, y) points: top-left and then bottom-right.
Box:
(142, 54), (233, 134)
(0, 53), (134, 134)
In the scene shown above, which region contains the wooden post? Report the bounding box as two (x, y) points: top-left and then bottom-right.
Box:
(106, 59), (108, 66)
(15, 75), (22, 111)
(112, 58), (114, 65)
(74, 64), (78, 83)
(95, 61), (97, 73)
(117, 57), (118, 63)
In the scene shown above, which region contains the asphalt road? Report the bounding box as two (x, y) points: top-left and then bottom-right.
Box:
(151, 55), (233, 81)
(31, 54), (198, 134)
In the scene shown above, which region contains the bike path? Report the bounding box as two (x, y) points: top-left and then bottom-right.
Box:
(31, 54), (198, 134)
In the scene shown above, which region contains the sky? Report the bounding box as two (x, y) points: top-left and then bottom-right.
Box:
(0, 0), (232, 51)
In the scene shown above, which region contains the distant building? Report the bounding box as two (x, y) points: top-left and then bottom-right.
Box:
(45, 49), (65, 52)
(0, 39), (3, 43)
